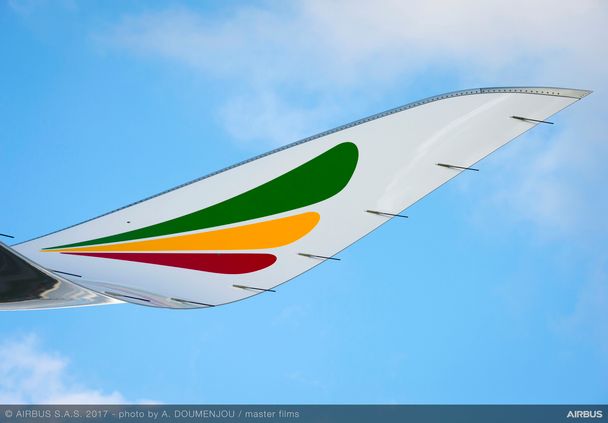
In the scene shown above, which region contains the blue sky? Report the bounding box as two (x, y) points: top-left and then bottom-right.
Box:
(1, 0), (607, 404)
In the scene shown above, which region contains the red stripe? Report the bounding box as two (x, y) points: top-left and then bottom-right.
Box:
(63, 252), (276, 274)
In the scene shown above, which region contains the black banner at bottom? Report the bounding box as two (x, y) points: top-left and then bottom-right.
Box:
(0, 405), (605, 423)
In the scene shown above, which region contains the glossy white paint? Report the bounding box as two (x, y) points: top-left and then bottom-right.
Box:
(7, 87), (591, 309)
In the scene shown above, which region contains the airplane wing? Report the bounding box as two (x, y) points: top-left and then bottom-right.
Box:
(4, 86), (591, 309)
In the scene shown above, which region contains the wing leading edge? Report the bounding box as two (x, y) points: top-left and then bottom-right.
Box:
(5, 86), (591, 310)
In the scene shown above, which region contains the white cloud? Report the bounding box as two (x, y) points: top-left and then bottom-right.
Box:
(102, 1), (608, 84)
(480, 111), (608, 243)
(0, 335), (151, 404)
(218, 91), (338, 147)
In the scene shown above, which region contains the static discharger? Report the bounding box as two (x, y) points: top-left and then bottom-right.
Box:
(0, 233), (14, 239)
(105, 291), (151, 303)
(171, 297), (215, 307)
(511, 115), (554, 124)
(436, 163), (479, 172)
(49, 269), (82, 278)
(233, 284), (276, 293)
(366, 210), (408, 218)
(298, 253), (341, 261)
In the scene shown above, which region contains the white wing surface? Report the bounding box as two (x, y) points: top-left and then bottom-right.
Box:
(5, 87), (590, 309)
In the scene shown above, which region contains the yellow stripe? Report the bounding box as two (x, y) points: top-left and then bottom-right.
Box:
(47, 212), (319, 253)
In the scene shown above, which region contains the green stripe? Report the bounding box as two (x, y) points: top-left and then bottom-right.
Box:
(48, 142), (358, 249)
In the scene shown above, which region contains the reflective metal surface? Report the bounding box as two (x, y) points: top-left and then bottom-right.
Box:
(0, 242), (117, 310)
